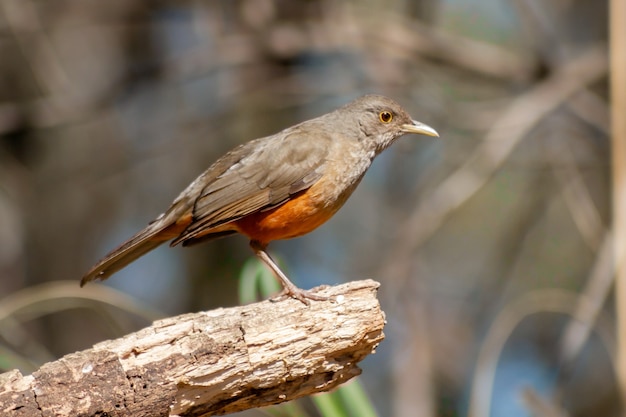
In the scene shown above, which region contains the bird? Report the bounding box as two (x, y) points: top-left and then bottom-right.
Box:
(80, 94), (439, 304)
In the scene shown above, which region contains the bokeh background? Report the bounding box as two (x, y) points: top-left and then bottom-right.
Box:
(0, 0), (616, 416)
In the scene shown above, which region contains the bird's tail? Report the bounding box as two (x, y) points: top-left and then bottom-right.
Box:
(80, 219), (176, 287)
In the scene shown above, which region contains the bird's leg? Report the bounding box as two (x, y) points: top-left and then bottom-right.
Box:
(249, 240), (329, 305)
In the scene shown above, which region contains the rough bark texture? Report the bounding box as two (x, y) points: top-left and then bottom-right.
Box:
(0, 280), (385, 417)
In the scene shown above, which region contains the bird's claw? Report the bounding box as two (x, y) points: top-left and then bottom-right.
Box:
(270, 287), (331, 306)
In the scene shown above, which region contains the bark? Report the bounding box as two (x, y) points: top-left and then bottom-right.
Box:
(0, 280), (385, 417)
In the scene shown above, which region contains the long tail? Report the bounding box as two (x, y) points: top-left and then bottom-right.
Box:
(80, 219), (177, 287)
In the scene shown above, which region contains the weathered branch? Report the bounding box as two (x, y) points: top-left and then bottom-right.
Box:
(0, 280), (385, 417)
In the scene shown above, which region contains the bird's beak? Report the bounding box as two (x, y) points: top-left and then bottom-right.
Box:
(401, 120), (439, 137)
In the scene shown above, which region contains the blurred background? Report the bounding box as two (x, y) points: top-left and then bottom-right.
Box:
(0, 0), (615, 416)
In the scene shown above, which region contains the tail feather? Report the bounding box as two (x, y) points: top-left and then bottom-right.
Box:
(80, 222), (172, 287)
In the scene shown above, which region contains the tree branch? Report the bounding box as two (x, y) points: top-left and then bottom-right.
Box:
(0, 280), (385, 417)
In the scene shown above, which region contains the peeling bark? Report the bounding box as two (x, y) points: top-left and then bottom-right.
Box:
(0, 280), (385, 417)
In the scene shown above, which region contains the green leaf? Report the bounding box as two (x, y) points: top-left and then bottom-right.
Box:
(336, 379), (378, 417)
(313, 391), (349, 417)
(238, 256), (282, 303)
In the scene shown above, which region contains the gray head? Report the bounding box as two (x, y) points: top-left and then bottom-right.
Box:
(336, 94), (439, 153)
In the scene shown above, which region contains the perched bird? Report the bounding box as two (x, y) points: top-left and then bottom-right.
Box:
(81, 95), (439, 304)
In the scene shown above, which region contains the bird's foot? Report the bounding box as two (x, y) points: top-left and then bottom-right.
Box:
(271, 286), (331, 306)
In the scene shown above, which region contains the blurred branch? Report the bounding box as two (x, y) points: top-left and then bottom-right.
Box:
(566, 90), (610, 136)
(513, 0), (611, 136)
(347, 5), (538, 82)
(0, 1), (544, 134)
(1, 0), (72, 95)
(550, 139), (606, 252)
(0, 280), (385, 417)
(521, 387), (570, 417)
(610, 0), (626, 405)
(0, 281), (164, 371)
(381, 45), (607, 283)
(514, 0), (613, 398)
(0, 281), (162, 324)
(558, 233), (614, 368)
(391, 298), (434, 417)
(467, 289), (615, 417)
(157, 3), (540, 94)
(550, 134), (612, 372)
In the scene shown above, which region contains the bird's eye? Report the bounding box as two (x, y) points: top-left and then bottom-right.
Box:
(379, 111), (393, 123)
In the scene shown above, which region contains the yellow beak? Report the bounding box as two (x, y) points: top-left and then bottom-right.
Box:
(401, 120), (439, 137)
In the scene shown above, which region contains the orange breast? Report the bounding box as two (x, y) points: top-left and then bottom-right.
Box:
(234, 188), (337, 244)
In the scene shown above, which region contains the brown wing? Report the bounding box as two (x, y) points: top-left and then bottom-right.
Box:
(170, 128), (331, 245)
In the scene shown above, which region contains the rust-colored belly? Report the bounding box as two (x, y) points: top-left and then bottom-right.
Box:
(234, 188), (336, 244)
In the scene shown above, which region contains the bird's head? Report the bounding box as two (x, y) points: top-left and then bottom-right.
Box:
(345, 94), (439, 153)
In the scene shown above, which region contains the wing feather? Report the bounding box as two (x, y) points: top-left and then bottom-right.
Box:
(171, 128), (331, 245)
